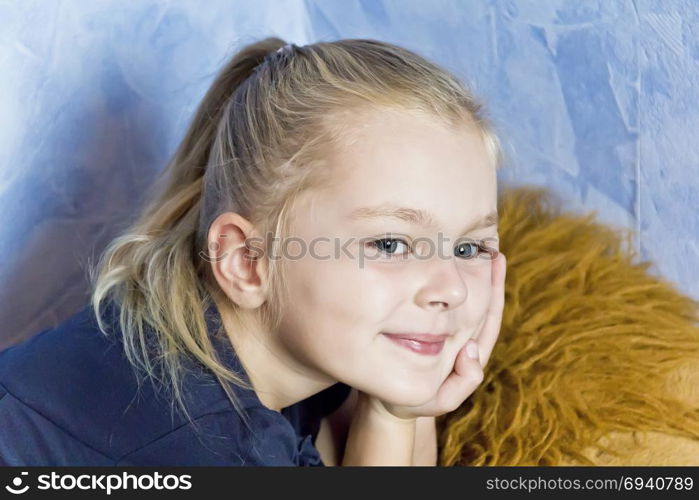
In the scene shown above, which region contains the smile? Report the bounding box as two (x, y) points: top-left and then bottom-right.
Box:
(381, 333), (447, 356)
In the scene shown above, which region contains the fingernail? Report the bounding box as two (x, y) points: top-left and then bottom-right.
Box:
(466, 341), (479, 359)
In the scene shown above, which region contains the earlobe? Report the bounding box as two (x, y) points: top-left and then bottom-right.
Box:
(207, 212), (269, 309)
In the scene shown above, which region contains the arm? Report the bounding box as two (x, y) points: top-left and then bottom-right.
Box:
(340, 391), (415, 466)
(412, 416), (438, 466)
(315, 387), (437, 466)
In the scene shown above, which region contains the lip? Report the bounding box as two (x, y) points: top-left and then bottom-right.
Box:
(382, 332), (450, 342)
(381, 332), (449, 356)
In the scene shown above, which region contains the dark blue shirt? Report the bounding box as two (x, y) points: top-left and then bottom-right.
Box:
(0, 300), (351, 466)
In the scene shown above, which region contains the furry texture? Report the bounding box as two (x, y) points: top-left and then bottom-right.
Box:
(438, 186), (699, 466)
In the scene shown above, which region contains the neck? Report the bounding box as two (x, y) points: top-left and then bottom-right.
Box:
(217, 304), (335, 412)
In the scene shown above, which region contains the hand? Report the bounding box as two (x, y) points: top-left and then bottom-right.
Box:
(363, 252), (507, 421)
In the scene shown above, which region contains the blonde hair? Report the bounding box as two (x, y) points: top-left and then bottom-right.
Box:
(88, 36), (503, 430)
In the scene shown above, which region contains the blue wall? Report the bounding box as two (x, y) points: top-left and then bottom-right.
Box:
(1, 0), (697, 346)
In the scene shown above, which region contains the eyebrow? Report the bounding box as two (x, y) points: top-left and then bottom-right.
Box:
(347, 204), (499, 235)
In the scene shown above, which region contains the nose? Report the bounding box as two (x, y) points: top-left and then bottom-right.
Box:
(414, 254), (468, 311)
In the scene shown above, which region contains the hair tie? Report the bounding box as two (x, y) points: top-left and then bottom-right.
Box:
(276, 43), (294, 54)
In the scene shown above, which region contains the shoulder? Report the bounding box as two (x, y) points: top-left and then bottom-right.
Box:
(0, 302), (314, 465)
(116, 406), (323, 466)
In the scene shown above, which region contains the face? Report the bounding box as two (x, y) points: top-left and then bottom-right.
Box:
(273, 107), (499, 407)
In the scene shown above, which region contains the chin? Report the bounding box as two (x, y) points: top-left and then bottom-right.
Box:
(372, 378), (439, 407)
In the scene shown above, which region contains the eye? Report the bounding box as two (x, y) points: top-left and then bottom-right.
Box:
(454, 241), (492, 260)
(366, 237), (411, 258)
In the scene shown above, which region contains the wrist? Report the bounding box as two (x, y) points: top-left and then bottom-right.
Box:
(356, 391), (417, 426)
(413, 416), (438, 466)
(343, 392), (416, 466)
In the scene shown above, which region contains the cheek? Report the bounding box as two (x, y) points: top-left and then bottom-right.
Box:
(275, 255), (382, 361)
(286, 255), (392, 322)
(458, 258), (493, 311)
(275, 251), (422, 378)
(287, 239), (417, 323)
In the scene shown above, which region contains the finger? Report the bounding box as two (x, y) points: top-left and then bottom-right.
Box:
(473, 252), (507, 367)
(435, 340), (484, 412)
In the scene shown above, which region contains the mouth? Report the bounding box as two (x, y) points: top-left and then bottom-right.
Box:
(381, 332), (449, 356)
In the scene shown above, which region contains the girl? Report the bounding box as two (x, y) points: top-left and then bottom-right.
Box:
(0, 37), (506, 466)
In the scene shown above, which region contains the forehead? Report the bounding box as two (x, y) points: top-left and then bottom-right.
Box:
(315, 107), (497, 216)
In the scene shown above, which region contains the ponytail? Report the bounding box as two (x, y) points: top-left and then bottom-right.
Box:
(89, 37), (289, 430)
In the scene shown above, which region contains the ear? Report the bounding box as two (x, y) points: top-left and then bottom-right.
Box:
(205, 211), (269, 309)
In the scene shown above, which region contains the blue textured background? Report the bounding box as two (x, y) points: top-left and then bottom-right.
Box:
(1, 0), (697, 348)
